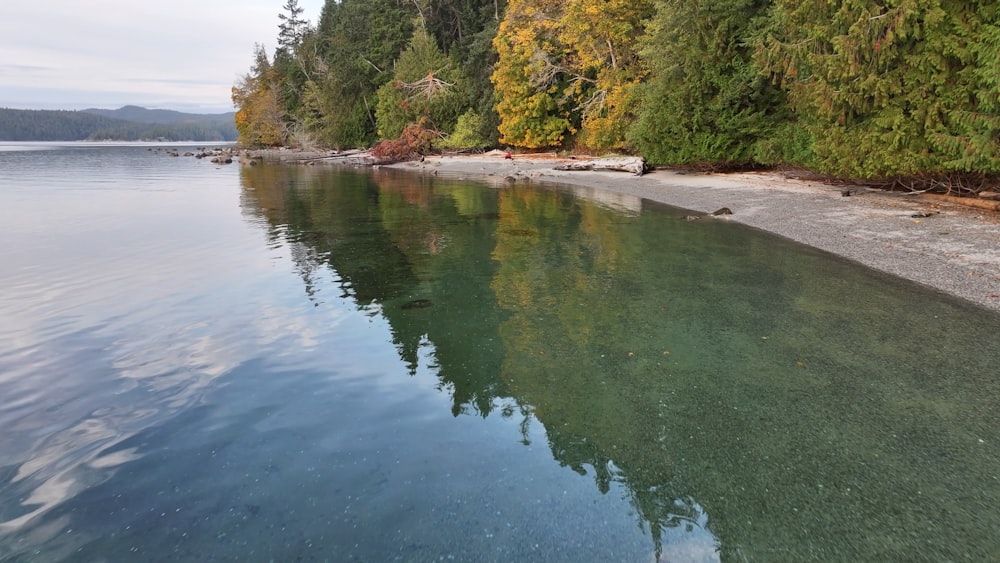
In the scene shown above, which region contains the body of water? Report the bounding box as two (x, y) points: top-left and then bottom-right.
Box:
(2, 143), (999, 561)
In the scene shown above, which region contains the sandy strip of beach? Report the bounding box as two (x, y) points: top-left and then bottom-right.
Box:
(386, 151), (1000, 313)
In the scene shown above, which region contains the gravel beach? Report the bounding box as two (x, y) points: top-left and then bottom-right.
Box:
(386, 151), (1000, 313)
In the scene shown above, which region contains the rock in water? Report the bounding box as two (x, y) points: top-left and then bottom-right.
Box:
(401, 299), (433, 310)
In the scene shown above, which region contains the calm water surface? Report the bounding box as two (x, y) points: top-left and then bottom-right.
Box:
(2, 143), (999, 561)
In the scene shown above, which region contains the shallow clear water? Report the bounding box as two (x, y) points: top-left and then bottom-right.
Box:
(2, 144), (1000, 561)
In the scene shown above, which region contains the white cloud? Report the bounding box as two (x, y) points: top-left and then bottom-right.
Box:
(0, 0), (325, 112)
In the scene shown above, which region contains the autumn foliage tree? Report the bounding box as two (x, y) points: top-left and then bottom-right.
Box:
(491, 0), (572, 149)
(560, 0), (653, 150)
(232, 44), (286, 147)
(491, 0), (651, 151)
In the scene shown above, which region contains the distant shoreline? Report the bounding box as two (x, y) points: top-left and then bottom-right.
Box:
(0, 106), (237, 143)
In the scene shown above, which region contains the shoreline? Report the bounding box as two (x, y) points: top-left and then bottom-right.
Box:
(383, 151), (1000, 313)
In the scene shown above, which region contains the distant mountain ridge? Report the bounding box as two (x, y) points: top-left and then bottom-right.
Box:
(0, 106), (237, 142)
(83, 105), (235, 124)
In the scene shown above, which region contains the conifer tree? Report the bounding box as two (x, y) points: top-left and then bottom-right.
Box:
(274, 0), (314, 123)
(277, 0), (308, 54)
(630, 0), (789, 167)
(424, 0), (509, 146)
(375, 26), (467, 140)
(760, 0), (1000, 179)
(307, 0), (418, 148)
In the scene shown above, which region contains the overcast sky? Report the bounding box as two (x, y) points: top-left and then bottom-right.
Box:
(0, 0), (325, 114)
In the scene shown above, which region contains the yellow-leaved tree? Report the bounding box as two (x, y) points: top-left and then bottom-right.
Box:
(491, 0), (652, 151)
(232, 44), (286, 147)
(559, 0), (652, 150)
(492, 0), (573, 149)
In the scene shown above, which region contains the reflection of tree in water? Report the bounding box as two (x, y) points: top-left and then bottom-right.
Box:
(240, 165), (510, 413)
(489, 186), (737, 560)
(239, 165), (726, 557)
(239, 164), (1000, 561)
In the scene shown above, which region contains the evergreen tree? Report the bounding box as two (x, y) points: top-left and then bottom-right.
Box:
(375, 26), (468, 140)
(759, 0), (1000, 179)
(306, 0), (417, 148)
(278, 0), (308, 54)
(630, 0), (790, 167)
(273, 0), (315, 132)
(425, 0), (508, 145)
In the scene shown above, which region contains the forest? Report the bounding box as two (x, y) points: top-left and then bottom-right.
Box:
(0, 107), (238, 142)
(233, 0), (999, 192)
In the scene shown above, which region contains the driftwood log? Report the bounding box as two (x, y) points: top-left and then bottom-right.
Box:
(920, 193), (1000, 212)
(320, 150), (378, 166)
(554, 156), (648, 176)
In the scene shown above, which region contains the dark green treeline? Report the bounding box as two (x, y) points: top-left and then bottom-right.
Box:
(234, 0), (999, 183)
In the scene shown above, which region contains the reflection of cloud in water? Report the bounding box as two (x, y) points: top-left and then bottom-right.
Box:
(0, 301), (338, 535)
(0, 407), (152, 533)
(111, 303), (325, 383)
(653, 498), (721, 562)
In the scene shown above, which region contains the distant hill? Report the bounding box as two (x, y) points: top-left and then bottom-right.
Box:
(0, 106), (238, 142)
(83, 105), (235, 125)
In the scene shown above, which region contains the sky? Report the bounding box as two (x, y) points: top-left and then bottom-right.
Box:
(0, 0), (326, 114)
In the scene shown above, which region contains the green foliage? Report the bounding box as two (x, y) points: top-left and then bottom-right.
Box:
(298, 0), (418, 148)
(426, 0), (508, 145)
(759, 0), (1000, 178)
(236, 0), (503, 151)
(234, 0), (999, 182)
(630, 0), (787, 167)
(375, 26), (468, 140)
(277, 0), (308, 53)
(751, 122), (820, 170)
(436, 110), (489, 149)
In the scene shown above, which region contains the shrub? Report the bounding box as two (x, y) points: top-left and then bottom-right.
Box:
(435, 110), (489, 150)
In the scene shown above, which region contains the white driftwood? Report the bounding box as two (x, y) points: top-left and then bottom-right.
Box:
(554, 156), (647, 176)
